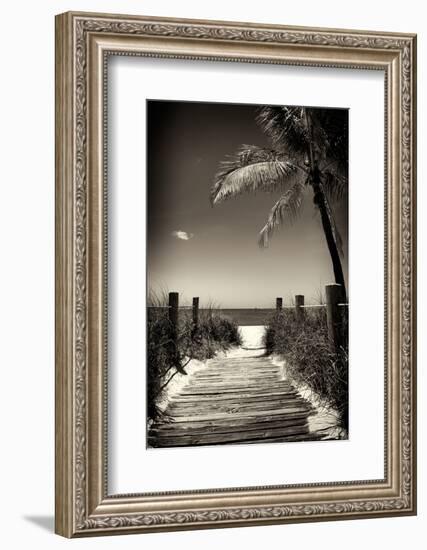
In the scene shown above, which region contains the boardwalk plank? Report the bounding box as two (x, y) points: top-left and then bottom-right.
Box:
(149, 427), (311, 446)
(150, 417), (308, 436)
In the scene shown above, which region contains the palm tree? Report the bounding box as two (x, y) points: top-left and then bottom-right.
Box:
(211, 106), (348, 301)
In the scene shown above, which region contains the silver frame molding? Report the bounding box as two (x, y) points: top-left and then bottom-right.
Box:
(55, 11), (417, 537)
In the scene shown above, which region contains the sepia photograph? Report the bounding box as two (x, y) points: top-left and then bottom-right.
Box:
(146, 99), (349, 449)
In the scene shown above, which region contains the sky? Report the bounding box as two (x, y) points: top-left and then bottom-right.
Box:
(147, 100), (348, 308)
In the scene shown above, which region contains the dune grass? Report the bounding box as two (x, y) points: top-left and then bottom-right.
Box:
(263, 304), (348, 431)
(147, 292), (242, 421)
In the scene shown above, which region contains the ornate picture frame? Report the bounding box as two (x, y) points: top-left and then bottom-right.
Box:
(55, 11), (417, 537)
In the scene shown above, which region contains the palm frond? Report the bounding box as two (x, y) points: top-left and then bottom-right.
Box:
(321, 170), (348, 203)
(258, 181), (306, 248)
(256, 106), (309, 157)
(310, 108), (349, 168)
(257, 106), (348, 171)
(211, 145), (300, 204)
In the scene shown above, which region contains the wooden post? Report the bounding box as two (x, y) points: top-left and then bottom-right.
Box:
(326, 284), (343, 350)
(192, 297), (199, 329)
(168, 292), (179, 348)
(295, 294), (304, 321)
(276, 297), (283, 311)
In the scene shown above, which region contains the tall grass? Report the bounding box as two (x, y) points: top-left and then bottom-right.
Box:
(147, 292), (242, 421)
(263, 305), (348, 430)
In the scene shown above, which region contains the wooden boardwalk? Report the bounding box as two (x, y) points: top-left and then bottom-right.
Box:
(148, 353), (319, 448)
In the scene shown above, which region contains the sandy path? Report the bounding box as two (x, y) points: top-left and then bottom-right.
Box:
(148, 327), (320, 447)
(151, 326), (345, 446)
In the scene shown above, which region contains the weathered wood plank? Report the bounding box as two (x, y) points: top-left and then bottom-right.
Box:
(179, 383), (293, 393)
(159, 406), (311, 423)
(149, 425), (312, 447)
(150, 417), (308, 436)
(171, 392), (302, 402)
(169, 399), (312, 413)
(156, 411), (309, 426)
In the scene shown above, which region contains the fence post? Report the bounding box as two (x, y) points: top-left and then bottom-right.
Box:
(192, 297), (199, 329)
(325, 284), (343, 350)
(295, 294), (304, 321)
(168, 292), (179, 349)
(276, 297), (283, 311)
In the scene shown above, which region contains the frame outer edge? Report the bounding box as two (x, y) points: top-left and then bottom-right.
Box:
(409, 34), (417, 514)
(413, 34), (417, 514)
(55, 12), (75, 538)
(62, 10), (417, 39)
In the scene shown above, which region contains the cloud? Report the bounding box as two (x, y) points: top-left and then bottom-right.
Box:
(171, 230), (194, 241)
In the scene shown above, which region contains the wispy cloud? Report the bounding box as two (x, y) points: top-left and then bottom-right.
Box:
(171, 230), (194, 241)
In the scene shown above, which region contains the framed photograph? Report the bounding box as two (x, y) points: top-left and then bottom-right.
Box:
(55, 11), (417, 537)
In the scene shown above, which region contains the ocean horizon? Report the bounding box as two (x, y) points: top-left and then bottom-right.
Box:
(201, 308), (274, 326)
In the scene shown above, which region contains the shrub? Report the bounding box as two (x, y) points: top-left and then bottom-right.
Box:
(147, 293), (242, 421)
(263, 306), (348, 430)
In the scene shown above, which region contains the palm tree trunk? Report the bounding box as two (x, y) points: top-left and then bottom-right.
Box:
(303, 108), (347, 301)
(312, 178), (347, 301)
